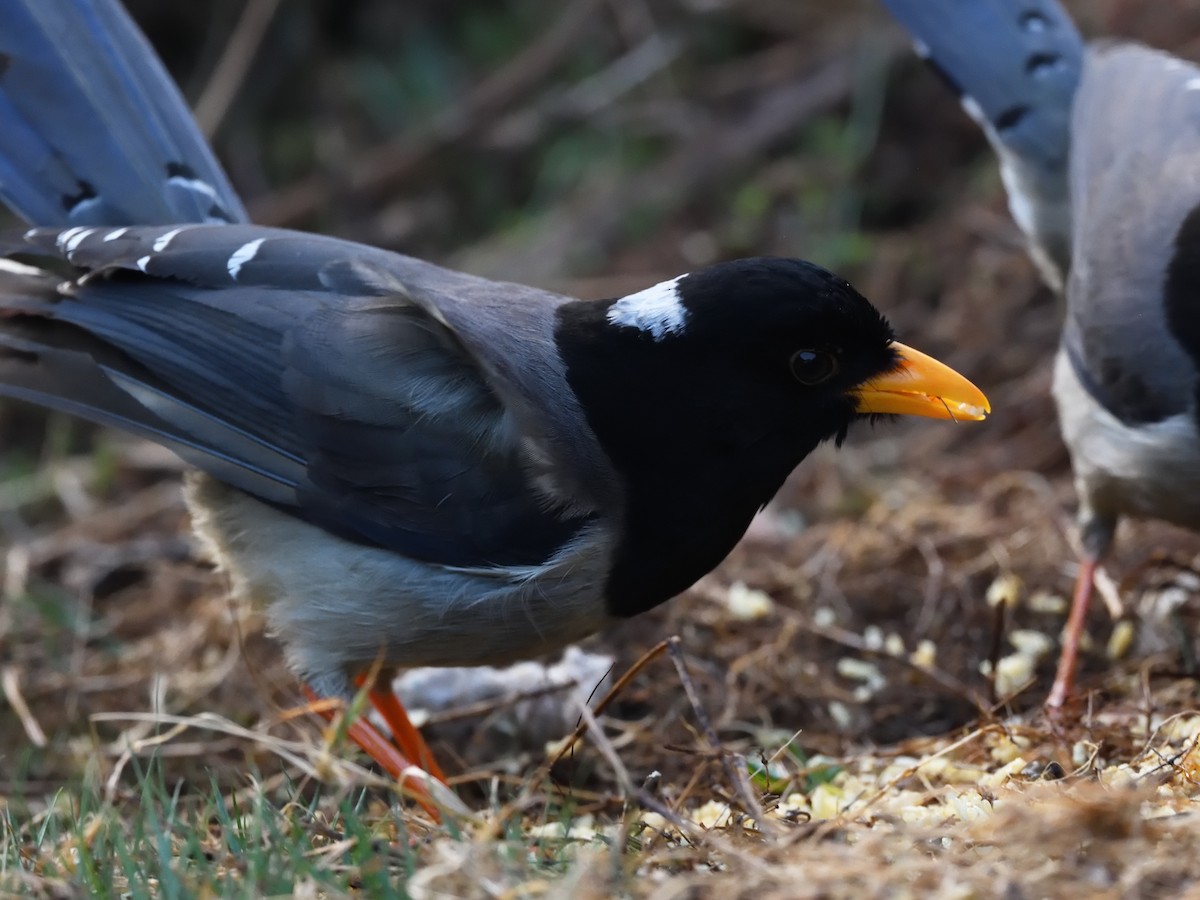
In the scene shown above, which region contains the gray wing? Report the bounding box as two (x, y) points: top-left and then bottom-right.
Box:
(0, 223), (592, 565)
(879, 0), (1083, 287)
(1064, 43), (1200, 425)
(0, 0), (245, 226)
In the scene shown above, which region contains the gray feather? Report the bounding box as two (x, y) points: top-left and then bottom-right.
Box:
(1, 224), (613, 566)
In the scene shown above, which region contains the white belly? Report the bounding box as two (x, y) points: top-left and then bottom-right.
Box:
(1053, 347), (1200, 531)
(184, 473), (616, 684)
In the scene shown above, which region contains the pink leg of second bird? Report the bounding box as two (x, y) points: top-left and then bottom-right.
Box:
(1046, 556), (1099, 712)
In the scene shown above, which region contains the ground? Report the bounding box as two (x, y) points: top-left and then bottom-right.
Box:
(3, 0), (1200, 896)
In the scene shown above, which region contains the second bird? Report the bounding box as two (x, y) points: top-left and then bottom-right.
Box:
(879, 0), (1200, 709)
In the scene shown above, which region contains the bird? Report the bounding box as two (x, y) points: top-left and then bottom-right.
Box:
(878, 0), (1200, 710)
(0, 0), (989, 805)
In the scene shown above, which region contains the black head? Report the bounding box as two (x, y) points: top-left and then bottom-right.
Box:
(554, 257), (985, 616)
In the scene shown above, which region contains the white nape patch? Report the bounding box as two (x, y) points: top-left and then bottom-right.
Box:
(0, 257), (45, 276)
(136, 256), (151, 273)
(63, 228), (96, 255)
(959, 95), (986, 126)
(55, 226), (90, 251)
(227, 238), (265, 281)
(1186, 77), (1200, 91)
(152, 226), (189, 252)
(606, 276), (688, 340)
(102, 227), (129, 242)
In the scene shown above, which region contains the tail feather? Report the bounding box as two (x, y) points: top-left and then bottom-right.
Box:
(0, 259), (298, 504)
(0, 0), (247, 227)
(0, 315), (301, 507)
(879, 0), (1085, 288)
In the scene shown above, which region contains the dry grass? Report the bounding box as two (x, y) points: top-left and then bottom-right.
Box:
(5, 260), (1200, 893)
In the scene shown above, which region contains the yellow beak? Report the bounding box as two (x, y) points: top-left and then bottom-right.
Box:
(852, 342), (990, 422)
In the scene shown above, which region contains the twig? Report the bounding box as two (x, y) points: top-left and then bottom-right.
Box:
(454, 34), (904, 282)
(250, 0), (606, 226)
(539, 637), (670, 774)
(575, 698), (636, 796)
(987, 596), (1010, 706)
(485, 32), (684, 151)
(913, 535), (947, 637)
(422, 681), (575, 727)
(1, 666), (46, 747)
(665, 637), (772, 834)
(194, 0), (284, 138)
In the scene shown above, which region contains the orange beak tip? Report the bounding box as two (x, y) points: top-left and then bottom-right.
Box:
(852, 341), (990, 423)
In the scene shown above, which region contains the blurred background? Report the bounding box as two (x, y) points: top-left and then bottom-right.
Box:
(4, 0), (1200, 794)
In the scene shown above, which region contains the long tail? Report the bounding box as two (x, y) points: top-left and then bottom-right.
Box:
(0, 0), (247, 227)
(878, 0), (1084, 288)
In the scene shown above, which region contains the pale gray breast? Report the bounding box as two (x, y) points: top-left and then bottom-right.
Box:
(186, 473), (619, 679)
(1054, 348), (1200, 534)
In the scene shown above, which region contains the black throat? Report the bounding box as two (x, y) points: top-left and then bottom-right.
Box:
(554, 299), (851, 618)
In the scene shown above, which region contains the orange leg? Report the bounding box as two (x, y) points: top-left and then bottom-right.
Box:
(1046, 556), (1098, 712)
(302, 684), (442, 819)
(368, 687), (447, 784)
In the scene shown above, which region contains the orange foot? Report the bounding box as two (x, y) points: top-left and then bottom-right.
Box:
(301, 683), (461, 820)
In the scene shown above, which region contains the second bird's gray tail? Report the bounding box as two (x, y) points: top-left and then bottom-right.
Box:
(879, 0), (1085, 287)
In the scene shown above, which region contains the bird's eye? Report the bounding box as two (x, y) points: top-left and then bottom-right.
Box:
(789, 349), (838, 385)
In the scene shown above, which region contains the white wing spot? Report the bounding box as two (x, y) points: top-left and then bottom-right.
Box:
(23, 228), (38, 241)
(102, 227), (129, 242)
(227, 238), (265, 281)
(606, 276), (688, 340)
(911, 37), (930, 59)
(152, 226), (189, 252)
(56, 226), (89, 251)
(64, 228), (96, 255)
(136, 256), (151, 273)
